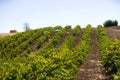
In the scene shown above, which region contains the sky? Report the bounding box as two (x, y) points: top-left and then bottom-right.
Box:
(0, 0), (120, 33)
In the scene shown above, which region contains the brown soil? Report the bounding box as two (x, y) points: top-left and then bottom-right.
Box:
(105, 26), (120, 40)
(22, 34), (43, 54)
(56, 30), (71, 48)
(0, 33), (17, 38)
(32, 31), (57, 53)
(72, 29), (83, 48)
(73, 28), (112, 80)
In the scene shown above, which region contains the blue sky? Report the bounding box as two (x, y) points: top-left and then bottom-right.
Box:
(0, 0), (120, 33)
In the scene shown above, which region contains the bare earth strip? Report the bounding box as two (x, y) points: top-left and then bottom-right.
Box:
(72, 29), (83, 48)
(105, 26), (120, 40)
(74, 28), (112, 80)
(0, 33), (17, 38)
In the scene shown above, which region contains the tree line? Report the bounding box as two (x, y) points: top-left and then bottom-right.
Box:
(103, 20), (118, 27)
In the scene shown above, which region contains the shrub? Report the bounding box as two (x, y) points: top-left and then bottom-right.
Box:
(103, 20), (118, 27)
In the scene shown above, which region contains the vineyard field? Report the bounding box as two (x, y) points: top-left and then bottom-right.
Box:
(0, 25), (120, 80)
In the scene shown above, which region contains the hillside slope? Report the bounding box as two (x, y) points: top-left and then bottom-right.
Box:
(105, 26), (120, 40)
(0, 26), (120, 79)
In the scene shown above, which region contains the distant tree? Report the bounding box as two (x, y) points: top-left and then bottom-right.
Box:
(103, 20), (113, 27)
(23, 22), (30, 31)
(103, 20), (118, 27)
(112, 20), (118, 26)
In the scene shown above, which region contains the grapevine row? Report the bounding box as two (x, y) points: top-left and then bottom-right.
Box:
(97, 25), (120, 80)
(0, 25), (91, 79)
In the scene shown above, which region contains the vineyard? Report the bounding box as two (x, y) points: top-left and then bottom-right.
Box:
(0, 25), (120, 80)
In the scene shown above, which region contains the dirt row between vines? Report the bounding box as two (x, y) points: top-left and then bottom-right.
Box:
(74, 28), (112, 80)
(32, 31), (58, 53)
(56, 30), (71, 48)
(72, 29), (83, 48)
